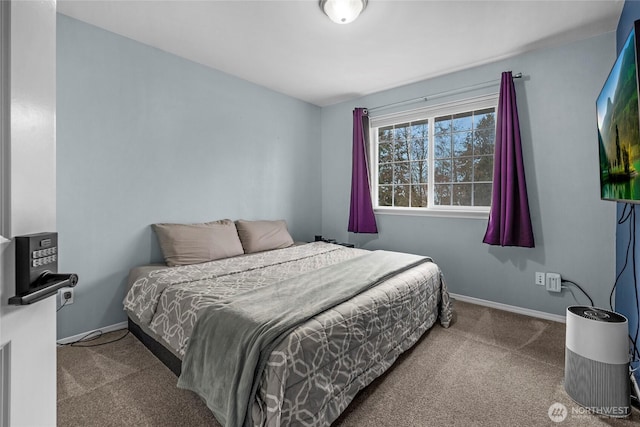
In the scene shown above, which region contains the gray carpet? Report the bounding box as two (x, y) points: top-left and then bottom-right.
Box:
(57, 301), (640, 426)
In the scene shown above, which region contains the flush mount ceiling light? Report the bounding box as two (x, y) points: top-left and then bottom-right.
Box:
(320, 0), (368, 24)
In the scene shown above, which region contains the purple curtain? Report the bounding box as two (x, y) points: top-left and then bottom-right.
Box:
(483, 72), (534, 247)
(348, 108), (378, 233)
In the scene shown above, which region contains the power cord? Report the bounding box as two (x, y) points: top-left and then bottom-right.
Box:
(610, 204), (640, 371)
(56, 290), (74, 312)
(57, 329), (130, 348)
(562, 286), (582, 307)
(611, 203), (635, 311)
(56, 299), (68, 312)
(560, 279), (594, 306)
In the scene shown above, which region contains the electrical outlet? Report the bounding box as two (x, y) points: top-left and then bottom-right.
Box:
(61, 288), (74, 305)
(535, 272), (545, 286)
(546, 272), (561, 292)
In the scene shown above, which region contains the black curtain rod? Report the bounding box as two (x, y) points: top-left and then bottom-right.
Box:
(368, 72), (523, 113)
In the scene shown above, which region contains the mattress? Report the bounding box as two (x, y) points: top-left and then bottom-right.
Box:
(124, 242), (452, 426)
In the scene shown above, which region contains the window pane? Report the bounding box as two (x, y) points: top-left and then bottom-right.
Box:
(394, 123), (410, 142)
(378, 185), (392, 206)
(434, 159), (452, 183)
(473, 156), (493, 182)
(452, 184), (472, 206)
(379, 126), (393, 143)
(411, 120), (429, 139)
(394, 140), (409, 161)
(453, 111), (473, 132)
(434, 183), (452, 205)
(411, 161), (428, 184)
(379, 163), (393, 185)
(434, 133), (451, 158)
(473, 129), (495, 155)
(411, 184), (428, 207)
(393, 162), (410, 184)
(379, 142), (392, 163)
(453, 131), (472, 157)
(410, 137), (428, 161)
(453, 158), (472, 182)
(474, 183), (492, 206)
(394, 185), (410, 207)
(435, 116), (451, 134)
(474, 109), (495, 130)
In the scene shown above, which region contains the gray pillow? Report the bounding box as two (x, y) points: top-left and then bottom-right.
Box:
(235, 219), (294, 254)
(153, 219), (244, 266)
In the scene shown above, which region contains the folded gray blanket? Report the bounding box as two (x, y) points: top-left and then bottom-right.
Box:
(177, 250), (430, 427)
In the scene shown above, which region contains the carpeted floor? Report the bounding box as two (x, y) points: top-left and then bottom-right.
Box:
(57, 301), (640, 426)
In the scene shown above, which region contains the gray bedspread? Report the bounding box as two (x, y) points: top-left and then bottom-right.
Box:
(124, 242), (453, 427)
(177, 251), (430, 427)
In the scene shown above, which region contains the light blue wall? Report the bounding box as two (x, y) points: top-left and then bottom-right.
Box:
(321, 32), (617, 317)
(56, 15), (322, 339)
(57, 12), (619, 339)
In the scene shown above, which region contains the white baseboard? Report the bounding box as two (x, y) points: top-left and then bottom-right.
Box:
(57, 321), (128, 345)
(449, 293), (566, 323)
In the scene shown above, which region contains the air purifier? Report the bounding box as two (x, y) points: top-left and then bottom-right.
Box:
(564, 306), (630, 417)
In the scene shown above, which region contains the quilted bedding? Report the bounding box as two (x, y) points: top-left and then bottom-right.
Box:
(124, 242), (453, 427)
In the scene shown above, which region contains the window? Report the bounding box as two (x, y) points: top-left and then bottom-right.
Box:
(370, 94), (498, 216)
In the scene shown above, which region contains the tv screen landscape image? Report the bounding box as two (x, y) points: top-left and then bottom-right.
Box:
(597, 21), (640, 203)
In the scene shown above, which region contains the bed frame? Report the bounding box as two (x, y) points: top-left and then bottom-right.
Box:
(128, 317), (182, 376)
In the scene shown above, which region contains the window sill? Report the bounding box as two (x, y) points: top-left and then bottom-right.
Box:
(374, 207), (489, 220)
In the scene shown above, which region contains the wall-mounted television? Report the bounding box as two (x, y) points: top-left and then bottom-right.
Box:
(597, 20), (640, 203)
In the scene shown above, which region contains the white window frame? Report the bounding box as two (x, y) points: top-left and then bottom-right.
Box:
(369, 93), (499, 219)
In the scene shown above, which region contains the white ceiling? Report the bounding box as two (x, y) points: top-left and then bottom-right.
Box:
(57, 0), (625, 107)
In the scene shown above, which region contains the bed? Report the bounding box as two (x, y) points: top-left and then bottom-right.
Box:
(123, 220), (453, 427)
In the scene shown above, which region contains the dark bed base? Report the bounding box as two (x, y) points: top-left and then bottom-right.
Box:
(128, 318), (182, 376)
